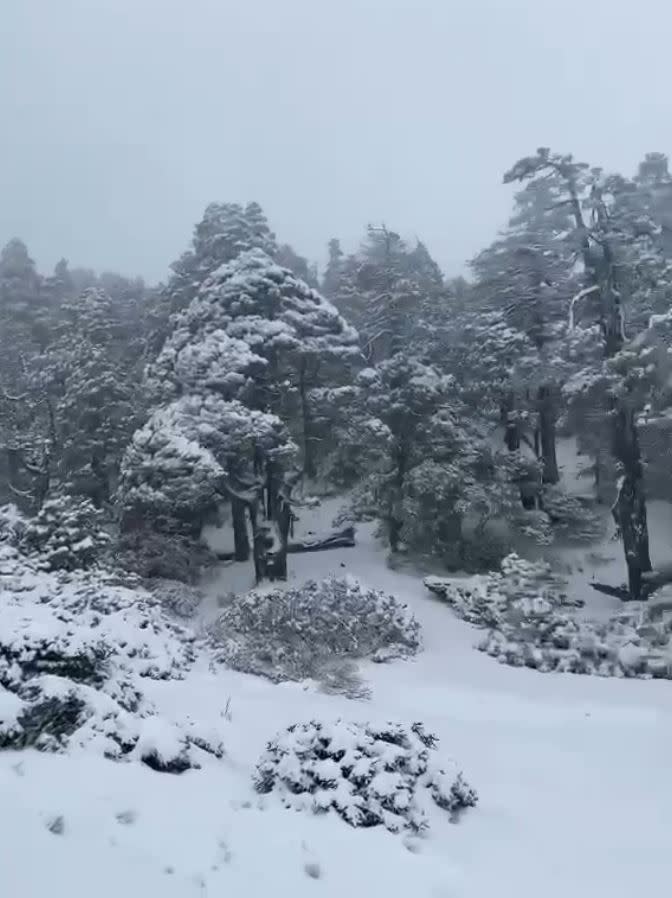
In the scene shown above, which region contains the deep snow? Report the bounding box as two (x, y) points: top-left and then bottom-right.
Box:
(2, 498), (672, 897)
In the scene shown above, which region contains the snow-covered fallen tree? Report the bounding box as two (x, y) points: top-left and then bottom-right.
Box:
(425, 553), (672, 679)
(0, 549), (225, 769)
(207, 577), (421, 687)
(255, 719), (477, 834)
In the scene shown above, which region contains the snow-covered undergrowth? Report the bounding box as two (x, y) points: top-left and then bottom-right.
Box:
(0, 546), (224, 770)
(425, 553), (672, 678)
(425, 553), (582, 628)
(255, 719), (477, 833)
(207, 576), (421, 689)
(20, 496), (111, 572)
(480, 594), (672, 678)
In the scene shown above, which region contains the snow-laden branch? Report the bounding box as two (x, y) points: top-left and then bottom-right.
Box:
(568, 285), (600, 330)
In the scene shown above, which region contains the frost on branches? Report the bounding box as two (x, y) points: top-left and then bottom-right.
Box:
(0, 553), (226, 770)
(207, 577), (421, 685)
(254, 719), (477, 833)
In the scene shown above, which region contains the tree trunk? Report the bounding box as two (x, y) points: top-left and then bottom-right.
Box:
(610, 403), (652, 600)
(249, 502), (268, 584)
(501, 392), (520, 451)
(537, 385), (559, 484)
(266, 461), (280, 520)
(231, 496), (250, 562)
(269, 498), (292, 581)
(298, 358), (316, 480)
(388, 449), (407, 552)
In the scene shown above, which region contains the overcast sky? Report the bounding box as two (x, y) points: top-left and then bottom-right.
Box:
(2, 0), (671, 283)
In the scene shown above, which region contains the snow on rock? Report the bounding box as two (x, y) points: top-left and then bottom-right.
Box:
(254, 718), (477, 833)
(0, 555), (225, 769)
(207, 576), (421, 686)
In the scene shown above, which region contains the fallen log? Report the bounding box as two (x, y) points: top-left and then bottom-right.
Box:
(215, 525), (355, 561)
(590, 581), (635, 601)
(590, 579), (660, 601)
(287, 525), (355, 554)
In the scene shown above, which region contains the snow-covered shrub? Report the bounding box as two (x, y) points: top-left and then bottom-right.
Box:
(0, 678), (225, 771)
(115, 528), (217, 584)
(0, 555), (227, 768)
(208, 577), (421, 684)
(21, 494), (109, 571)
(425, 552), (580, 629)
(254, 719), (477, 833)
(541, 486), (606, 543)
(0, 504), (25, 546)
(479, 597), (672, 678)
(427, 554), (672, 679)
(145, 578), (206, 619)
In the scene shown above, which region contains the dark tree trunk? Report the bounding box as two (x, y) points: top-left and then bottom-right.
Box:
(249, 502), (269, 584)
(90, 455), (109, 508)
(610, 403), (652, 600)
(389, 516), (402, 553)
(537, 385), (559, 484)
(266, 461), (280, 520)
(270, 498), (292, 581)
(388, 448), (407, 552)
(231, 496), (250, 562)
(501, 393), (520, 451)
(298, 358), (317, 480)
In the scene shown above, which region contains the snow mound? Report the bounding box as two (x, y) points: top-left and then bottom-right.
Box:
(255, 718), (477, 833)
(0, 556), (226, 769)
(207, 576), (421, 687)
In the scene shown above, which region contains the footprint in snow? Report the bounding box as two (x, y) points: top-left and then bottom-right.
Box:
(115, 809), (138, 825)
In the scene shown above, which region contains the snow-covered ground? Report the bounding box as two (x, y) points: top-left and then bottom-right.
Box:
(2, 499), (672, 897)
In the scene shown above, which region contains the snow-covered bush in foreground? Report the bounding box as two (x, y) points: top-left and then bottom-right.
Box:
(207, 577), (421, 686)
(21, 494), (109, 571)
(426, 554), (672, 679)
(0, 554), (225, 769)
(255, 719), (477, 833)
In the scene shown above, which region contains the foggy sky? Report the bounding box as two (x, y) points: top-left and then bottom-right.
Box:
(2, 0), (671, 284)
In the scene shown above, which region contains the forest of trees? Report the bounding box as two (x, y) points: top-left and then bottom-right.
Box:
(2, 151), (672, 600)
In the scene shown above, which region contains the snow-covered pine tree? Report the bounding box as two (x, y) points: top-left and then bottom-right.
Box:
(471, 176), (577, 484)
(171, 249), (360, 478)
(161, 201), (278, 322)
(39, 286), (145, 506)
(506, 148), (671, 598)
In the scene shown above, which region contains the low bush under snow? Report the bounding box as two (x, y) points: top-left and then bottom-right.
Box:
(0, 549), (225, 770)
(426, 553), (672, 679)
(207, 576), (421, 687)
(254, 718), (477, 833)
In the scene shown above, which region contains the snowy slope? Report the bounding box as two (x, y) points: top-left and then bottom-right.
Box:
(2, 505), (672, 897)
